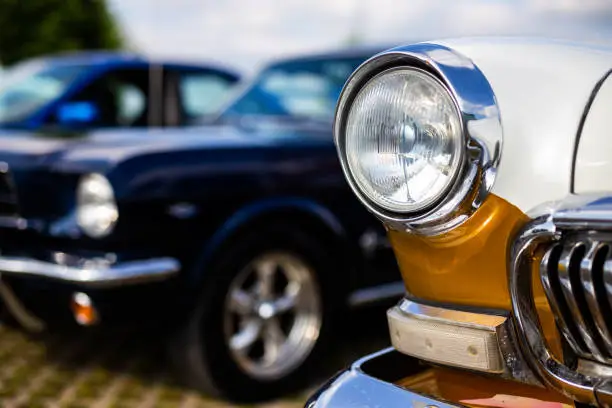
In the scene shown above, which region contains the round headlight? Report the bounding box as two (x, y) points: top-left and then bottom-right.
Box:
(76, 173), (118, 238)
(343, 67), (463, 214)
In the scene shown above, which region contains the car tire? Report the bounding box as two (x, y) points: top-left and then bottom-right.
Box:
(168, 224), (338, 402)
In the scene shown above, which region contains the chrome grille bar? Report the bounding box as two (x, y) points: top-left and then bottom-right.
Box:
(541, 235), (612, 364)
(510, 195), (612, 406)
(540, 244), (588, 354)
(580, 242), (612, 356)
(604, 259), (612, 321)
(557, 242), (608, 361)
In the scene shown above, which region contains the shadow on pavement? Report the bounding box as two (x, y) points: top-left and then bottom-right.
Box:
(0, 302), (391, 407)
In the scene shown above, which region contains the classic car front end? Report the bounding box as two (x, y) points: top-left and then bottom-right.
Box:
(308, 38), (612, 407)
(0, 163), (182, 328)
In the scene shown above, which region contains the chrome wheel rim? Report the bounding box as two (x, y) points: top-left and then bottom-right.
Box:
(223, 251), (322, 380)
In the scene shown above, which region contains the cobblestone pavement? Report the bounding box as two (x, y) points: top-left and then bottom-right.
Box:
(0, 308), (389, 408)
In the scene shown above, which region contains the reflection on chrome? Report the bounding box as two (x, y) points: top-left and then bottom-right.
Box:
(0, 256), (180, 287)
(334, 42), (503, 235)
(305, 348), (463, 408)
(510, 194), (612, 406)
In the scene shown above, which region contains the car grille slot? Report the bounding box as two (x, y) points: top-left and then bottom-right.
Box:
(0, 165), (18, 216)
(541, 237), (612, 364)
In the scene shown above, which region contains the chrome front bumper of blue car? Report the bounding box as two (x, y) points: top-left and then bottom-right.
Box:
(305, 347), (462, 408)
(0, 255), (180, 287)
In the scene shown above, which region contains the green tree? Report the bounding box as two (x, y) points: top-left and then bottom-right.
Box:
(0, 0), (123, 66)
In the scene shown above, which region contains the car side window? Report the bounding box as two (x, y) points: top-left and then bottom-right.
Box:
(47, 67), (150, 128)
(115, 82), (147, 126)
(178, 71), (236, 118)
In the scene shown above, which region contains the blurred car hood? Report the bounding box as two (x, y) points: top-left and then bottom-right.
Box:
(0, 118), (332, 172)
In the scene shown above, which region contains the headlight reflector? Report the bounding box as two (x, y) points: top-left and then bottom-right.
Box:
(76, 173), (118, 238)
(344, 68), (463, 213)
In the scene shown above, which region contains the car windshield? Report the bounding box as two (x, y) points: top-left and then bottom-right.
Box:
(218, 56), (366, 121)
(0, 61), (86, 123)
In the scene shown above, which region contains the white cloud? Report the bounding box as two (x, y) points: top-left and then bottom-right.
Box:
(108, 0), (612, 72)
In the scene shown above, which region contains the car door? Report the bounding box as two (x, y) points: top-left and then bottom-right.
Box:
(44, 64), (153, 129)
(161, 66), (240, 127)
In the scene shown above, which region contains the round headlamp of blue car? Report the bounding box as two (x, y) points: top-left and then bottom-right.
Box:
(76, 173), (118, 238)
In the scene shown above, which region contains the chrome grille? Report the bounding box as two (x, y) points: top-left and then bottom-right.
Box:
(540, 234), (612, 364)
(510, 196), (612, 405)
(0, 163), (18, 216)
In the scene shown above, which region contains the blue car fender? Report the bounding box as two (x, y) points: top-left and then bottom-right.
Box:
(185, 197), (349, 285)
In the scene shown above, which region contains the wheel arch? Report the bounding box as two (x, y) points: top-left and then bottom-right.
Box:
(186, 197), (355, 287)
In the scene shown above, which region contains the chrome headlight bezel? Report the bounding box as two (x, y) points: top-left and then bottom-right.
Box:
(76, 173), (118, 239)
(334, 42), (503, 235)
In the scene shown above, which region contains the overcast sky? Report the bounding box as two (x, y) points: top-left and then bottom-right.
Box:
(108, 0), (612, 72)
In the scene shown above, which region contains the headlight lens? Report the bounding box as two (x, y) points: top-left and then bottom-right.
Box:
(344, 67), (463, 213)
(76, 173), (118, 238)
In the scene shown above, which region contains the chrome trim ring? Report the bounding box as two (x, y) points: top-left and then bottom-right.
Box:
(223, 251), (322, 381)
(334, 42), (503, 235)
(509, 194), (612, 406)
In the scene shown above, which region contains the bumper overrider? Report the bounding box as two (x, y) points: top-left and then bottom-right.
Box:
(308, 195), (612, 407)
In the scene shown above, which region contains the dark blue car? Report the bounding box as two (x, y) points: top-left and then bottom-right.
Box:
(0, 47), (401, 401)
(0, 51), (240, 130)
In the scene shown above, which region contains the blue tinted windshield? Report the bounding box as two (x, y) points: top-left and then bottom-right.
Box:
(0, 61), (86, 123)
(220, 56), (365, 121)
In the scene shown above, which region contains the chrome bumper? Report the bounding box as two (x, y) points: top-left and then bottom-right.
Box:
(305, 348), (463, 408)
(0, 256), (180, 288)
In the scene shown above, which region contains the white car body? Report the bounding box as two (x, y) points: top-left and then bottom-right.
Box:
(434, 38), (612, 213)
